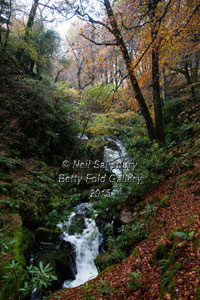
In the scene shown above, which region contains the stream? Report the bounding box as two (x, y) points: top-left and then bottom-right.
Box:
(60, 137), (128, 288)
(60, 203), (102, 288)
(31, 137), (128, 298)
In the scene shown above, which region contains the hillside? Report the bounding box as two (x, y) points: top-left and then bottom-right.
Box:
(1, 0), (200, 299)
(1, 60), (200, 300)
(49, 135), (200, 299)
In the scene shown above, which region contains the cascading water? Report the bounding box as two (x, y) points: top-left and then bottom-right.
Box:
(60, 203), (103, 288)
(104, 137), (128, 176)
(30, 137), (128, 299)
(59, 138), (128, 289)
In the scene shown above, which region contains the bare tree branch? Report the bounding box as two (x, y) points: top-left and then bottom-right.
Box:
(75, 9), (114, 34)
(174, 4), (200, 37)
(80, 33), (118, 46)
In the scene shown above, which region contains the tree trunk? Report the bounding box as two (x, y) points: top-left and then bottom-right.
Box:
(16, 0), (39, 62)
(152, 45), (165, 144)
(29, 59), (35, 74)
(152, 47), (165, 143)
(184, 57), (196, 100)
(191, 50), (199, 82)
(54, 68), (64, 82)
(162, 67), (167, 101)
(149, 1), (165, 144)
(104, 0), (156, 140)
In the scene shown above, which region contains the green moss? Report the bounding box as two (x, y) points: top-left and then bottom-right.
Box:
(134, 201), (146, 212)
(36, 227), (61, 243)
(193, 238), (200, 250)
(0, 217), (35, 300)
(187, 216), (195, 226)
(81, 190), (89, 199)
(13, 218), (35, 266)
(95, 253), (113, 272)
(159, 262), (182, 298)
(152, 243), (172, 261)
(0, 265), (25, 300)
(168, 225), (183, 241)
(158, 194), (170, 210)
(196, 285), (200, 300)
(98, 265), (115, 277)
(131, 247), (139, 256)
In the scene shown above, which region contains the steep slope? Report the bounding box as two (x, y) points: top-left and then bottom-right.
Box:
(49, 136), (200, 299)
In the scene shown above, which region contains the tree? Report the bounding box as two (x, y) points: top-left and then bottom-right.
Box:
(16, 0), (39, 62)
(63, 0), (200, 143)
(30, 23), (61, 76)
(67, 0), (175, 143)
(0, 0), (13, 54)
(160, 0), (200, 101)
(54, 56), (71, 82)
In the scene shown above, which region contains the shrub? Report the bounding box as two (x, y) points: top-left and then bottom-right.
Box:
(127, 272), (142, 291)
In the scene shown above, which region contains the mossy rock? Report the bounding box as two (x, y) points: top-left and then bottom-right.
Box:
(36, 227), (62, 243)
(13, 217), (35, 266)
(95, 253), (112, 272)
(33, 240), (77, 290)
(69, 214), (86, 235)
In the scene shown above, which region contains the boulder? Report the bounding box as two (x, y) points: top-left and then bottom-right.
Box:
(69, 214), (86, 235)
(120, 209), (133, 224)
(33, 240), (77, 290)
(36, 227), (62, 243)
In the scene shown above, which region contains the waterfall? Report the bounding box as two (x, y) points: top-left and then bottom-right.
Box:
(60, 203), (102, 288)
(104, 137), (128, 176)
(60, 138), (128, 289)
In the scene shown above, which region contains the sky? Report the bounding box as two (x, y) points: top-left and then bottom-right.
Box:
(16, 0), (75, 39)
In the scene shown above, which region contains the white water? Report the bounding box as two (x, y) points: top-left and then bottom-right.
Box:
(104, 137), (128, 176)
(60, 138), (127, 289)
(60, 203), (102, 288)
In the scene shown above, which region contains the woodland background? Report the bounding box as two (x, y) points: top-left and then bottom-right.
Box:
(0, 0), (200, 299)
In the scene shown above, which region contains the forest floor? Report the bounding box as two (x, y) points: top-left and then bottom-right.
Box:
(49, 136), (200, 300)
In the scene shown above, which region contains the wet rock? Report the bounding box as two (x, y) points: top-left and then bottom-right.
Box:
(36, 227), (62, 243)
(95, 252), (112, 272)
(69, 214), (86, 235)
(33, 239), (77, 291)
(105, 140), (120, 151)
(34, 249), (75, 281)
(95, 215), (113, 253)
(120, 209), (133, 224)
(32, 227), (77, 296)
